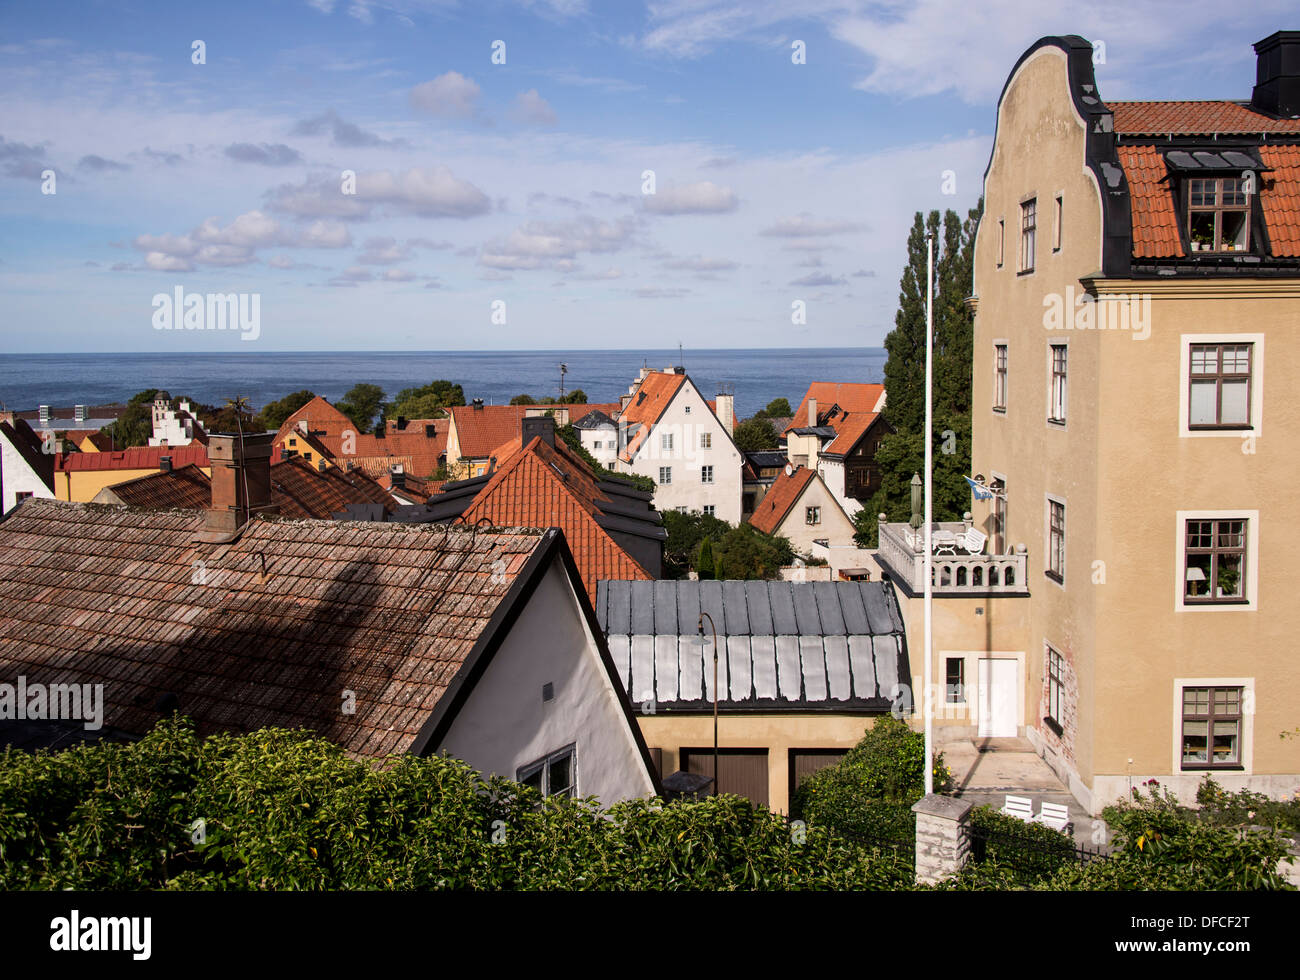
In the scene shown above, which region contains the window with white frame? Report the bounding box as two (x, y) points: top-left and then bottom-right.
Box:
(701, 465), (714, 484)
(1048, 344), (1067, 423)
(1053, 194), (1063, 251)
(1019, 199), (1036, 272)
(703, 505), (715, 517)
(994, 344), (1008, 411)
(1184, 518), (1247, 604)
(997, 219), (1005, 268)
(661, 433), (673, 452)
(1180, 686), (1242, 769)
(1189, 343), (1252, 429)
(658, 466), (672, 485)
(700, 432), (711, 449)
(517, 745), (576, 798)
(945, 657), (965, 704)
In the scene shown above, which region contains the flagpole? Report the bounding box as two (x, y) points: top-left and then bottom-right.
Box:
(923, 232), (934, 797)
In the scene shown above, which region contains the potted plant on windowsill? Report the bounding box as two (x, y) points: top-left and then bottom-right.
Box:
(1190, 232), (1213, 253)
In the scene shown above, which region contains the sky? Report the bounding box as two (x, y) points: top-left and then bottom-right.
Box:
(0, 0), (1295, 352)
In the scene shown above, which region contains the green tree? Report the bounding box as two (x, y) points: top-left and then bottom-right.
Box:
(386, 380), (464, 421)
(696, 538), (716, 580)
(857, 202), (982, 547)
(509, 394), (537, 406)
(555, 424), (655, 493)
(336, 383), (386, 430)
(98, 389), (165, 448)
(559, 389), (587, 404)
(760, 397), (792, 418)
(661, 509), (733, 579)
(713, 523), (795, 580)
(254, 389), (316, 431)
(732, 416), (778, 452)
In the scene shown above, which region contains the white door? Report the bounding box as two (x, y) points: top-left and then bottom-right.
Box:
(977, 659), (1017, 737)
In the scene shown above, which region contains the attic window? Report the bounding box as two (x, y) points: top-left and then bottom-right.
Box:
(1187, 177), (1250, 254)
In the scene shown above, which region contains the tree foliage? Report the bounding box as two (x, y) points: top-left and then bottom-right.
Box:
(386, 380), (464, 422)
(335, 384), (386, 431)
(0, 718), (912, 891)
(555, 424), (654, 493)
(732, 416), (778, 453)
(254, 389), (316, 431)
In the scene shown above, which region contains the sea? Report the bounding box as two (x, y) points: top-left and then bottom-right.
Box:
(0, 348), (886, 421)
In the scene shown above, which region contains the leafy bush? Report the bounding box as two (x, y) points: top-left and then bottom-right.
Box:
(1194, 774), (1300, 834)
(0, 718), (913, 891)
(791, 717), (952, 844)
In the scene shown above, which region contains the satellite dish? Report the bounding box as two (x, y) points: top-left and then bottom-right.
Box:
(784, 464), (793, 476)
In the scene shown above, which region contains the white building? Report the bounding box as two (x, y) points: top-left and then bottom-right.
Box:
(572, 409), (619, 468)
(784, 383), (889, 519)
(612, 368), (743, 524)
(0, 419), (55, 515)
(148, 397), (203, 447)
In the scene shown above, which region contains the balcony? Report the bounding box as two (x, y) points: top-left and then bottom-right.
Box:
(875, 516), (1029, 597)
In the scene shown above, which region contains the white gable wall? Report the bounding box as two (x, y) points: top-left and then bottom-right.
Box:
(438, 555), (655, 805)
(622, 378), (742, 523)
(1, 433), (54, 515)
(775, 473), (857, 554)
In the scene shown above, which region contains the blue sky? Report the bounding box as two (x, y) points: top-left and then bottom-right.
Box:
(0, 0), (1295, 352)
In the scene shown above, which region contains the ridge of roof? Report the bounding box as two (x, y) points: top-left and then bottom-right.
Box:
(748, 465), (816, 535)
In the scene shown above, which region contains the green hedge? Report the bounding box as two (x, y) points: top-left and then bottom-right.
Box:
(0, 719), (912, 891)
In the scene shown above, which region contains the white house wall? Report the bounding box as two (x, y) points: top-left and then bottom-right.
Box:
(622, 378), (742, 523)
(437, 557), (655, 805)
(1, 434), (54, 514)
(777, 476), (857, 554)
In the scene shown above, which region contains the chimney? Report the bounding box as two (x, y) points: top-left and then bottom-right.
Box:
(715, 392), (734, 434)
(160, 455), (172, 473)
(38, 405), (49, 427)
(425, 423), (438, 438)
(1252, 31), (1300, 118)
(74, 404), (86, 424)
(807, 397), (818, 427)
(390, 463), (405, 489)
(397, 416), (408, 430)
(620, 393), (633, 411)
(472, 398), (484, 410)
(198, 431), (279, 543)
(521, 415), (556, 447)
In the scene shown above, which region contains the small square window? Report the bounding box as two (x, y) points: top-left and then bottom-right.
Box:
(703, 505), (716, 517)
(517, 745), (577, 798)
(806, 506), (821, 525)
(658, 466), (672, 485)
(661, 433), (673, 452)
(1181, 686), (1242, 770)
(700, 432), (711, 449)
(701, 465), (714, 484)
(684, 405), (691, 414)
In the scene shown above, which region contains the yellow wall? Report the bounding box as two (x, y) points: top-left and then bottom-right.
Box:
(636, 713), (881, 813)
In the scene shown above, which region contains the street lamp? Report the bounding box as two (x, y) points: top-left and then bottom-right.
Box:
(698, 611), (719, 796)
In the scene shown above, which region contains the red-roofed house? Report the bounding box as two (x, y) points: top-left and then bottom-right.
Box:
(924, 32), (1300, 814)
(608, 368), (743, 523)
(51, 443), (211, 502)
(0, 434), (660, 804)
(784, 382), (889, 517)
(747, 464), (856, 555)
(446, 401), (621, 480)
(427, 416), (664, 600)
(272, 397), (449, 481)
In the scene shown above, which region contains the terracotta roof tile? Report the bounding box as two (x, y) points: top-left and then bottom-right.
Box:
(784, 383), (885, 449)
(0, 498), (547, 757)
(55, 444), (209, 473)
(97, 463), (211, 509)
(1110, 101), (1300, 136)
(455, 436), (653, 601)
(748, 465), (815, 535)
(1259, 145), (1300, 257)
(618, 373), (686, 460)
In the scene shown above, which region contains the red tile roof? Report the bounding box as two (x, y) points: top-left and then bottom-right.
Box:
(0, 498), (548, 758)
(96, 463), (211, 509)
(748, 465), (815, 535)
(784, 383), (886, 457)
(618, 373), (687, 460)
(1110, 101), (1300, 136)
(1259, 145), (1300, 258)
(275, 399), (448, 477)
(268, 457), (397, 518)
(452, 435), (653, 601)
(56, 444), (210, 473)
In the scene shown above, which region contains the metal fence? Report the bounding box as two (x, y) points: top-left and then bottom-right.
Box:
(968, 821), (1108, 885)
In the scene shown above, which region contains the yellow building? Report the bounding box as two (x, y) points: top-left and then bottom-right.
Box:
(53, 444), (211, 502)
(950, 32), (1300, 813)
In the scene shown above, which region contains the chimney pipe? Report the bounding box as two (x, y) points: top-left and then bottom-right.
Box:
(198, 431), (279, 543)
(472, 398), (484, 410)
(160, 456), (172, 473)
(74, 404), (86, 424)
(521, 415), (556, 447)
(715, 392), (734, 435)
(808, 397), (818, 427)
(1252, 31), (1300, 118)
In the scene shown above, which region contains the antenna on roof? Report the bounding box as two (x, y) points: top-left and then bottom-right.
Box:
(558, 363), (568, 403)
(678, 341), (684, 372)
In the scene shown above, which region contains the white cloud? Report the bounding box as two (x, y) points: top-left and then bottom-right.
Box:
(642, 180), (737, 215)
(384, 267), (416, 281)
(661, 254), (737, 271)
(143, 252), (191, 272)
(760, 214), (867, 237)
(512, 89), (558, 126)
(298, 220), (352, 248)
(479, 215), (635, 270)
(266, 168), (490, 220)
(194, 210), (285, 248)
(410, 71), (481, 119)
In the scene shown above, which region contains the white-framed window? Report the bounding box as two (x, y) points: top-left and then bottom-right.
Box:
(658, 466), (672, 485)
(1172, 678), (1254, 773)
(1019, 198), (1036, 273)
(700, 432), (711, 449)
(1048, 343), (1067, 424)
(701, 465), (714, 484)
(1175, 510), (1259, 612)
(1179, 334), (1264, 439)
(1045, 494), (1065, 586)
(945, 657), (966, 704)
(518, 744), (576, 798)
(806, 506), (821, 525)
(997, 219), (1005, 268)
(1053, 194), (1063, 252)
(661, 433), (673, 452)
(703, 504), (716, 517)
(684, 405), (691, 414)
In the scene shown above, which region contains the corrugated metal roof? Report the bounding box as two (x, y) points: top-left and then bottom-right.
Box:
(595, 579), (908, 710)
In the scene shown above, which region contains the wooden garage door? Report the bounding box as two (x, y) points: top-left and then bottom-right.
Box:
(788, 749), (846, 804)
(680, 748), (769, 807)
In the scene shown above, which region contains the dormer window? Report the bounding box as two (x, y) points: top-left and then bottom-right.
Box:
(1187, 177), (1250, 253)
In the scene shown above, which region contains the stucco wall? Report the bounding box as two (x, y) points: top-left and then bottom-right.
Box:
(1, 436), (54, 514)
(438, 557), (655, 805)
(776, 473), (856, 554)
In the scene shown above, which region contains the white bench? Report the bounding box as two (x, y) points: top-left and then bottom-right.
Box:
(1034, 802), (1072, 833)
(1000, 795), (1034, 823)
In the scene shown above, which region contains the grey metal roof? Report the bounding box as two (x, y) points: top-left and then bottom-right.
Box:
(594, 579), (908, 712)
(1165, 148), (1265, 172)
(572, 409), (616, 429)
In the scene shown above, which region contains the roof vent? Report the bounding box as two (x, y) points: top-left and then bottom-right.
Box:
(1252, 31), (1300, 118)
(425, 423), (437, 438)
(160, 455), (172, 473)
(472, 398), (484, 410)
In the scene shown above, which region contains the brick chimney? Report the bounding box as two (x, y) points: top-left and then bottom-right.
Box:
(160, 455), (172, 473)
(807, 397), (818, 427)
(521, 415), (555, 447)
(1252, 31), (1300, 119)
(199, 431), (278, 543)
